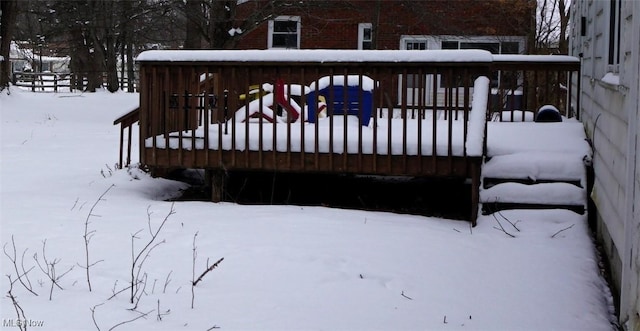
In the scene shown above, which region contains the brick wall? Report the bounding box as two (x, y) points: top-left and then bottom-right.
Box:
(234, 0), (533, 50)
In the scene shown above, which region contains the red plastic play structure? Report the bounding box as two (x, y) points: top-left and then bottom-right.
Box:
(234, 78), (300, 123)
(273, 78), (300, 122)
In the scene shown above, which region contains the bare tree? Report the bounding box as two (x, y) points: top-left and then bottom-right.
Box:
(3, 236), (37, 296)
(6, 275), (28, 331)
(12, 0), (182, 92)
(184, 0), (205, 49)
(33, 240), (74, 300)
(557, 0), (569, 54)
(536, 0), (570, 54)
(0, 0), (18, 91)
(47, 0), (108, 91)
(129, 203), (175, 305)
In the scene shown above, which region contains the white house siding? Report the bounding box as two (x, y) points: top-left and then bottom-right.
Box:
(570, 1), (640, 330)
(622, 0), (640, 328)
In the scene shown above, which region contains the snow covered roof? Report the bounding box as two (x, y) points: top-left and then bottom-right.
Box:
(136, 49), (495, 63)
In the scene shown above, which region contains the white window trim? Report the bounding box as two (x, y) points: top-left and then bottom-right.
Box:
(606, 0), (621, 73)
(399, 35), (526, 53)
(399, 36), (430, 50)
(358, 23), (372, 50)
(268, 16), (301, 49)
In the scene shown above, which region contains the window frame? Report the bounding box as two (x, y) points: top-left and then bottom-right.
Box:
(400, 35), (524, 53)
(607, 0), (621, 73)
(268, 16), (301, 49)
(358, 23), (373, 50)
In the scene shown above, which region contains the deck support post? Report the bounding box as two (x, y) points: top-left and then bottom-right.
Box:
(209, 169), (225, 202)
(470, 159), (482, 226)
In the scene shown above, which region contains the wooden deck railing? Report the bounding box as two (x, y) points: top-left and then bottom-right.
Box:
(118, 49), (580, 224)
(489, 55), (581, 121)
(113, 107), (140, 169)
(137, 50), (492, 169)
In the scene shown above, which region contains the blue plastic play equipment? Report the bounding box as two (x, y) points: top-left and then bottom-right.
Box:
(307, 76), (373, 126)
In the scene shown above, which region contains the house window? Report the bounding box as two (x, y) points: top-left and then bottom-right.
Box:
(398, 36), (525, 106)
(607, 0), (621, 71)
(405, 41), (426, 50)
(401, 40), (428, 89)
(440, 39), (522, 87)
(441, 40), (519, 54)
(268, 16), (300, 49)
(399, 38), (429, 105)
(358, 23), (373, 50)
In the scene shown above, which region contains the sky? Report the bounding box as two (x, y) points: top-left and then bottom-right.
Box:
(0, 87), (617, 331)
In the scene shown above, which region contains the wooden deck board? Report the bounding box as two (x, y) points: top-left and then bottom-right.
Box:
(144, 148), (480, 177)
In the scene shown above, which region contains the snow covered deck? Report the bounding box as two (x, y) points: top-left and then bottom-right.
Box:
(144, 75), (488, 157)
(129, 49), (581, 224)
(481, 120), (592, 216)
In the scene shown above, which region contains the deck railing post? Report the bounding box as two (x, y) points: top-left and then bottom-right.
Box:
(470, 158), (481, 226)
(209, 169), (225, 202)
(223, 89), (229, 135)
(118, 125), (124, 169)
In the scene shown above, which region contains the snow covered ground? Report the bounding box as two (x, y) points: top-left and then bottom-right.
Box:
(1, 88), (617, 330)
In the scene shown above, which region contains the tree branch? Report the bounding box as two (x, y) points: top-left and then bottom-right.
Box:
(3, 236), (38, 296)
(551, 223), (575, 238)
(193, 257), (224, 287)
(83, 184), (115, 292)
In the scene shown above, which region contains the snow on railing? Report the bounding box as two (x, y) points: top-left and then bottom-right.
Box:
(136, 49), (494, 64)
(466, 76), (490, 156)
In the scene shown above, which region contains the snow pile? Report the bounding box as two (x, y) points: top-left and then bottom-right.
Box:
(486, 120), (592, 160)
(465, 76), (490, 156)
